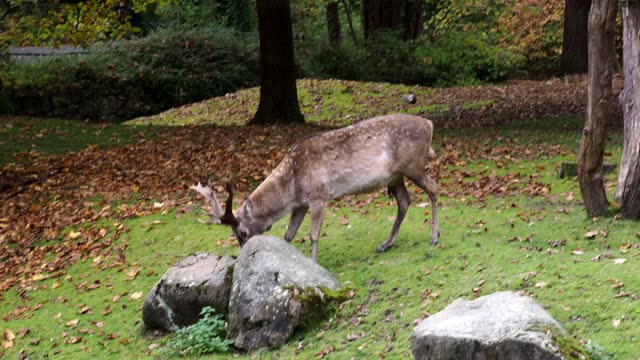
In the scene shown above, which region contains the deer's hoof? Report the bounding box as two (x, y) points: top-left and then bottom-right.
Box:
(376, 244), (392, 253)
(430, 238), (439, 246)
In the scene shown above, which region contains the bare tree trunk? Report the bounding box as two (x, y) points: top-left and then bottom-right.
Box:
(616, 2), (640, 218)
(577, 0), (616, 217)
(561, 0), (591, 74)
(326, 2), (341, 47)
(404, 0), (423, 40)
(363, 0), (403, 39)
(250, 0), (304, 125)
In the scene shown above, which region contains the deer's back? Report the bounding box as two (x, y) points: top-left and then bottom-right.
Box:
(280, 114), (433, 199)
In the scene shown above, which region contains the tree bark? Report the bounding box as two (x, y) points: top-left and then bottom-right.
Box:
(363, 0), (403, 39)
(250, 0), (304, 125)
(561, 0), (592, 74)
(577, 0), (616, 217)
(616, 2), (640, 218)
(326, 2), (341, 47)
(404, 0), (423, 40)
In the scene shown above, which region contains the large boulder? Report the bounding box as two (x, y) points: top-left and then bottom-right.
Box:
(228, 235), (345, 351)
(142, 252), (236, 331)
(411, 291), (582, 360)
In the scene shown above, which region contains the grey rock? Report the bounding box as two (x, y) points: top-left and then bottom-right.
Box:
(402, 94), (418, 104)
(411, 291), (570, 360)
(142, 252), (236, 331)
(228, 236), (342, 351)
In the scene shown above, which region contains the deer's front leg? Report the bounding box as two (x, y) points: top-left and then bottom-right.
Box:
(284, 206), (308, 242)
(309, 201), (326, 261)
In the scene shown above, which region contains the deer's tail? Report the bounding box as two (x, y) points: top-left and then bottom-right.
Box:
(428, 145), (436, 159)
(426, 120), (436, 159)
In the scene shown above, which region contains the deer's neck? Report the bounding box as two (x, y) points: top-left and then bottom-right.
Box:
(248, 171), (296, 225)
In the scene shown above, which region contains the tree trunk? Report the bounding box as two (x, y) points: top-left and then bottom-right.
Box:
(616, 2), (640, 218)
(561, 0), (591, 74)
(326, 2), (341, 47)
(577, 0), (616, 217)
(250, 0), (303, 125)
(404, 0), (423, 40)
(363, 0), (403, 39)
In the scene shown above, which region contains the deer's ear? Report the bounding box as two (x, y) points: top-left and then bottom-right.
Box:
(244, 199), (254, 219)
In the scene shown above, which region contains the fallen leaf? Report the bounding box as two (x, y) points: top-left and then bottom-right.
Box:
(66, 336), (82, 344)
(615, 291), (629, 299)
(2, 329), (15, 350)
(534, 281), (548, 289)
(65, 319), (79, 327)
(126, 268), (140, 278)
(613, 319), (622, 328)
(68, 231), (82, 240)
(584, 230), (599, 239)
(129, 291), (144, 300)
(78, 306), (91, 315)
(572, 249), (585, 255)
(614, 258), (626, 265)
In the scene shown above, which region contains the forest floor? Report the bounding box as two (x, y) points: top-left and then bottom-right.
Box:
(0, 75), (636, 359)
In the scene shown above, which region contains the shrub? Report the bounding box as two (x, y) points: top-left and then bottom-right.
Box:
(301, 31), (522, 87)
(3, 28), (258, 120)
(163, 307), (233, 357)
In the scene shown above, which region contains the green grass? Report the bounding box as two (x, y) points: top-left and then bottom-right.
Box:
(126, 79), (438, 127)
(2, 190), (638, 358)
(1, 87), (636, 359)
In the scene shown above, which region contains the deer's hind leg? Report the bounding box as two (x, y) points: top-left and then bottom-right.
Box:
(377, 178), (411, 253)
(406, 170), (439, 246)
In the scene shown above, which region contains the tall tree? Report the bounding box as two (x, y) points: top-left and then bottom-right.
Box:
(363, 0), (403, 39)
(404, 0), (423, 40)
(250, 0), (304, 125)
(616, 1), (640, 218)
(560, 0), (591, 74)
(576, 0), (616, 217)
(326, 2), (341, 47)
(363, 0), (423, 40)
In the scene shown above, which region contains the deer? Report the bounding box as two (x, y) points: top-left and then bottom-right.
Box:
(190, 114), (439, 261)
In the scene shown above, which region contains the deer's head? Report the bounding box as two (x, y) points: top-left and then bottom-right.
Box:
(190, 183), (270, 246)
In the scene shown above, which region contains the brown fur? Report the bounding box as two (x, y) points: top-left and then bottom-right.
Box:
(192, 114), (439, 261)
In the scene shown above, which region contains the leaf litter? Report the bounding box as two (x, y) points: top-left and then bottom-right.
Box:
(0, 75), (590, 297)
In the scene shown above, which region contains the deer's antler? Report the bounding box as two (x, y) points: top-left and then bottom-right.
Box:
(189, 182), (224, 224)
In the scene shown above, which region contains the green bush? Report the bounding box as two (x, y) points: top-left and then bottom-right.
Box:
(3, 28), (258, 120)
(301, 30), (522, 87)
(163, 307), (233, 357)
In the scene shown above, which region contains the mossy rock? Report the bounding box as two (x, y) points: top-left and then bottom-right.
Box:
(227, 236), (344, 351)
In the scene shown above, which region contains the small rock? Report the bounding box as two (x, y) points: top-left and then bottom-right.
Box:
(402, 94), (417, 104)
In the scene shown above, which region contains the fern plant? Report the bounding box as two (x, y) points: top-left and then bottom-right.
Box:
(163, 307), (233, 356)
